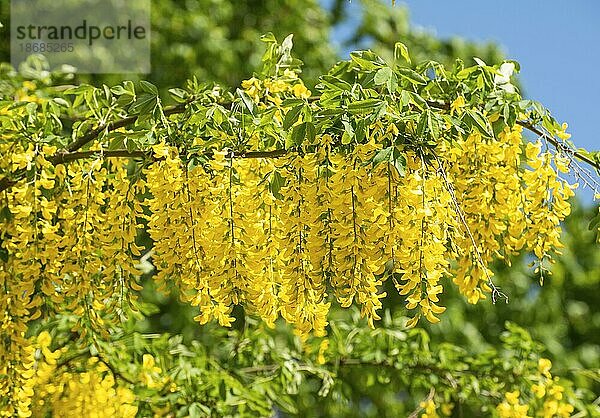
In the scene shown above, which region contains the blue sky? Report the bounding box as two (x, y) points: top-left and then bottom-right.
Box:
(328, 0), (599, 200)
(399, 0), (599, 154)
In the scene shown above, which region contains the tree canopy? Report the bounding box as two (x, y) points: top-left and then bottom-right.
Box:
(1, 1), (599, 417)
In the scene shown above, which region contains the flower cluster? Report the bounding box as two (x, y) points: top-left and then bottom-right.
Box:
(1, 68), (581, 413)
(496, 359), (574, 418)
(3, 331), (138, 418)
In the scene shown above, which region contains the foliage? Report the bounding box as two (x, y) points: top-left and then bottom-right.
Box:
(1, 2), (599, 417)
(342, 0), (505, 70)
(0, 0), (335, 90)
(0, 0), (505, 90)
(17, 309), (595, 417)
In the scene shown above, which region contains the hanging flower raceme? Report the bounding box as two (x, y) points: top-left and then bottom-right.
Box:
(391, 152), (454, 326)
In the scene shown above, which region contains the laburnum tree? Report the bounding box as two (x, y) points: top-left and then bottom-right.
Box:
(1, 1), (600, 417)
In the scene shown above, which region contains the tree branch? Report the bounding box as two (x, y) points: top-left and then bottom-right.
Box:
(1, 94), (598, 194)
(407, 388), (435, 418)
(65, 101), (190, 152)
(426, 99), (600, 172)
(97, 355), (136, 385)
(51, 148), (289, 164)
(516, 120), (599, 169)
(52, 149), (151, 163)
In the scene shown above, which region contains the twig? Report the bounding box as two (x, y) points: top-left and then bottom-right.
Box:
(97, 354), (136, 385)
(1, 95), (598, 194)
(52, 149), (150, 163)
(516, 121), (599, 171)
(427, 99), (600, 173)
(407, 387), (435, 418)
(433, 155), (509, 304)
(65, 101), (190, 152)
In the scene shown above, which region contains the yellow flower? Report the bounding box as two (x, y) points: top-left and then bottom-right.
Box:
(505, 390), (520, 405)
(37, 331), (52, 349)
(241, 77), (260, 90)
(292, 83), (311, 99)
(557, 403), (574, 417)
(142, 354), (159, 372)
(538, 358), (552, 378)
(316, 339), (329, 365)
(151, 142), (170, 158)
(525, 141), (541, 160)
(420, 399), (438, 418)
(440, 403), (454, 416)
(544, 399), (559, 416)
(283, 69), (298, 79)
(23, 80), (36, 90)
(556, 122), (571, 140)
(532, 383), (545, 398)
(450, 95), (466, 114)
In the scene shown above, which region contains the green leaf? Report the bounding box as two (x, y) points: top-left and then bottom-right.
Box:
(0, 206), (12, 223)
(236, 88), (255, 116)
(288, 121), (315, 147)
(110, 85), (128, 96)
(7, 101), (29, 110)
(270, 171), (285, 199)
(112, 81), (136, 106)
(63, 84), (94, 95)
(102, 85), (112, 101)
(426, 110), (440, 140)
(392, 148), (407, 177)
(260, 32), (277, 44)
(473, 57), (487, 67)
(588, 213), (600, 231)
(374, 67), (393, 86)
(139, 80), (158, 95)
(387, 73), (398, 95)
(417, 111), (428, 138)
(168, 88), (188, 103)
(350, 51), (384, 71)
(319, 75), (353, 91)
(394, 42), (411, 64)
(354, 119), (367, 142)
(399, 90), (411, 109)
(456, 66), (478, 79)
(280, 98), (305, 107)
(347, 99), (384, 115)
(125, 137), (139, 152)
(492, 117), (508, 136)
(397, 67), (428, 85)
(503, 104), (517, 127)
(341, 120), (355, 145)
(318, 108), (343, 118)
(283, 105), (304, 130)
(408, 92), (427, 110)
(273, 394), (298, 414)
(373, 67), (398, 94)
(25, 102), (38, 117)
(107, 134), (125, 150)
(52, 98), (69, 107)
(129, 93), (157, 116)
(465, 109), (492, 136)
(372, 146), (393, 167)
(188, 403), (211, 417)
